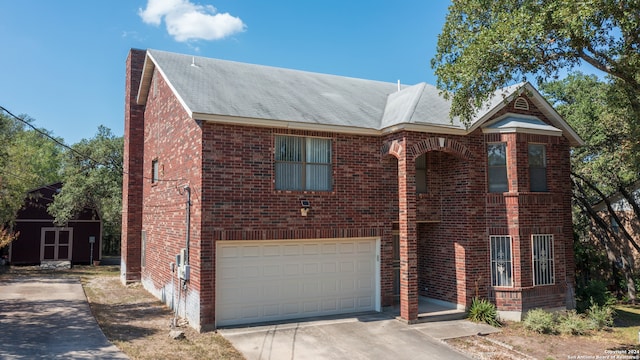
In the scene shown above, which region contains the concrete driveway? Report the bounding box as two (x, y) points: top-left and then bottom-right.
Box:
(220, 312), (498, 360)
(0, 277), (128, 359)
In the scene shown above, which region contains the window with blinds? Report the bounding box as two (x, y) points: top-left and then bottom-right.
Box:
(488, 143), (508, 193)
(532, 234), (554, 286)
(275, 135), (332, 191)
(529, 144), (547, 192)
(490, 235), (513, 287)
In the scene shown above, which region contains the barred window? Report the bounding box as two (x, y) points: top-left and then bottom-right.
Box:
(490, 235), (512, 287)
(488, 143), (508, 193)
(533, 234), (554, 286)
(275, 135), (332, 191)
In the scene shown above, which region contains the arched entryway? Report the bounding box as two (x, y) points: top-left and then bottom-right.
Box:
(381, 136), (474, 322)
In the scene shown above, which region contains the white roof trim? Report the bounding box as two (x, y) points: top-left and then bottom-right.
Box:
(482, 113), (563, 137)
(137, 52), (195, 118)
(468, 83), (584, 146)
(195, 113), (469, 136)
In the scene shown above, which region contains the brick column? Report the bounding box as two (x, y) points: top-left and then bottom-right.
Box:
(397, 141), (419, 322)
(121, 49), (146, 283)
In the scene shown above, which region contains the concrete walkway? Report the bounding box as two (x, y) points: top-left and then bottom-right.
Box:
(0, 277), (128, 359)
(220, 312), (500, 360)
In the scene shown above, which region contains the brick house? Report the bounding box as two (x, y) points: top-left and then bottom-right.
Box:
(122, 48), (583, 331)
(591, 183), (640, 270)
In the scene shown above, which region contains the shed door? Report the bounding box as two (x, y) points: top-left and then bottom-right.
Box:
(216, 237), (380, 327)
(41, 228), (73, 261)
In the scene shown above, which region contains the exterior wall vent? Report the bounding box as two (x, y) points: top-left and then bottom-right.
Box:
(514, 97), (529, 111)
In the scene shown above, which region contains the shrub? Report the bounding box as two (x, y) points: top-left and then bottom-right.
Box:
(557, 310), (590, 335)
(523, 308), (556, 334)
(576, 280), (614, 313)
(467, 297), (501, 327)
(586, 301), (615, 330)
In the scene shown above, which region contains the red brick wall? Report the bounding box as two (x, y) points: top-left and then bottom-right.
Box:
(485, 97), (574, 315)
(138, 65), (205, 326)
(124, 53), (576, 327)
(121, 49), (146, 283)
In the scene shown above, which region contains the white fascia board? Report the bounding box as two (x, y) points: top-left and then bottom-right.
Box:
(524, 83), (585, 146)
(380, 123), (467, 136)
(194, 113), (469, 137)
(482, 127), (563, 137)
(136, 53), (154, 106)
(193, 113), (381, 135)
(482, 113), (563, 137)
(138, 52), (195, 118)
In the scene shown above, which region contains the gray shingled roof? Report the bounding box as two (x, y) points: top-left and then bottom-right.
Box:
(138, 49), (583, 145)
(144, 49), (465, 131)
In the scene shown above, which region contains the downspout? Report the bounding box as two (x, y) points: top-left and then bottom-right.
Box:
(184, 186), (191, 266)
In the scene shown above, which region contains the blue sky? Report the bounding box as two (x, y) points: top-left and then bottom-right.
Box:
(0, 0), (451, 145)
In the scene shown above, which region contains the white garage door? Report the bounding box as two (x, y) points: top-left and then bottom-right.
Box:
(216, 237), (380, 327)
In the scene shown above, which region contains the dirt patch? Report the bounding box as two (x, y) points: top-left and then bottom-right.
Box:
(1, 265), (244, 360)
(446, 320), (640, 360)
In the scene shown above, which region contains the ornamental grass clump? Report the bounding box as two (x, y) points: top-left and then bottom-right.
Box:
(586, 300), (615, 330)
(523, 308), (556, 334)
(467, 297), (501, 327)
(557, 310), (590, 335)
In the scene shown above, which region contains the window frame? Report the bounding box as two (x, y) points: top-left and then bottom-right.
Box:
(528, 143), (548, 192)
(490, 235), (513, 287)
(532, 234), (555, 286)
(487, 142), (508, 193)
(151, 159), (159, 184)
(415, 153), (428, 194)
(274, 135), (333, 191)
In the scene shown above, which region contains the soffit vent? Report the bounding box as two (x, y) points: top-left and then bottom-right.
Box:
(514, 97), (529, 111)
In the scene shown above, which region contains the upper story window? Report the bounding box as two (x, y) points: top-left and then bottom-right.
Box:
(151, 159), (159, 184)
(275, 135), (332, 191)
(529, 144), (547, 192)
(487, 143), (508, 193)
(415, 154), (427, 194)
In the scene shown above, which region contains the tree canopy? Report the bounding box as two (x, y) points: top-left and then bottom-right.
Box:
(432, 0), (640, 126)
(0, 106), (124, 254)
(47, 126), (123, 254)
(541, 73), (639, 301)
(0, 112), (62, 247)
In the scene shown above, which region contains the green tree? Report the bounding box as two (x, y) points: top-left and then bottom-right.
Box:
(542, 73), (639, 301)
(432, 0), (640, 129)
(0, 112), (62, 248)
(48, 126), (123, 255)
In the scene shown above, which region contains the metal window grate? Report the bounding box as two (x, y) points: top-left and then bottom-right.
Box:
(490, 235), (512, 287)
(533, 234), (554, 285)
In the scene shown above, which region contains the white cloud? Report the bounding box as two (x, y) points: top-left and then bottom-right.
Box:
(139, 0), (246, 42)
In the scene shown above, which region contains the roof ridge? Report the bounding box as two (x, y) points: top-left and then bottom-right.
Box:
(380, 83), (427, 129)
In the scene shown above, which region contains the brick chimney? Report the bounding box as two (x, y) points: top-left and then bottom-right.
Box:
(121, 48), (146, 283)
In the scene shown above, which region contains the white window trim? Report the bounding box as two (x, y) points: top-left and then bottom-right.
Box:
(274, 135), (333, 191)
(487, 142), (508, 193)
(490, 235), (513, 287)
(151, 159), (159, 184)
(528, 143), (548, 192)
(532, 234), (555, 286)
(40, 227), (74, 261)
